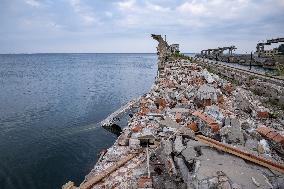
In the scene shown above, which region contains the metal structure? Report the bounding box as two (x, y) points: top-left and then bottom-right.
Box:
(201, 46), (237, 56)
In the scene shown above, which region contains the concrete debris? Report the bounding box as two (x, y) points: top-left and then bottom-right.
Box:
(202, 69), (215, 84)
(256, 126), (284, 154)
(192, 111), (220, 134)
(159, 117), (180, 128)
(174, 135), (185, 154)
(204, 105), (224, 125)
(62, 181), (76, 189)
(196, 84), (220, 107)
(64, 36), (284, 189)
(257, 139), (271, 155)
(137, 176), (154, 189)
(100, 97), (140, 127)
(129, 138), (141, 150)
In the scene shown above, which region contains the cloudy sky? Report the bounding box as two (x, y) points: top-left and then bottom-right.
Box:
(0, 0), (283, 53)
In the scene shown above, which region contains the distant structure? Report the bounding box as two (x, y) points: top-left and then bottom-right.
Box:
(151, 34), (181, 72)
(262, 48), (279, 57)
(151, 34), (180, 57)
(201, 46), (237, 56)
(256, 38), (284, 57)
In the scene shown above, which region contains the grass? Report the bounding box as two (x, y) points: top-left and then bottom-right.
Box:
(275, 64), (284, 76)
(168, 51), (192, 61)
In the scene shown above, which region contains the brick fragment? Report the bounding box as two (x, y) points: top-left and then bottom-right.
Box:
(175, 112), (182, 123)
(224, 84), (233, 95)
(192, 111), (220, 133)
(257, 111), (269, 119)
(140, 107), (150, 116)
(187, 122), (198, 132)
(256, 126), (284, 146)
(131, 126), (142, 133)
(138, 176), (153, 188)
(155, 98), (167, 110)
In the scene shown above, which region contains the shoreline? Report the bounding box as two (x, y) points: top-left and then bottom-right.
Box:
(63, 35), (284, 189)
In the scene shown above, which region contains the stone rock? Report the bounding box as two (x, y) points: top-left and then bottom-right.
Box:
(174, 157), (189, 183)
(240, 122), (250, 130)
(129, 138), (140, 150)
(202, 69), (215, 83)
(161, 139), (173, 155)
(221, 118), (244, 145)
(159, 117), (180, 128)
(199, 179), (208, 189)
(178, 127), (195, 138)
(62, 181), (76, 189)
(245, 139), (258, 152)
(196, 84), (219, 103)
(137, 176), (153, 188)
(219, 181), (232, 189)
(174, 135), (185, 154)
(205, 105), (224, 125)
(208, 177), (219, 188)
(231, 183), (242, 189)
(257, 139), (271, 155)
(181, 140), (207, 162)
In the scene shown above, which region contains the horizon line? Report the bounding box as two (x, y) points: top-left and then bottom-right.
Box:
(0, 52), (197, 55)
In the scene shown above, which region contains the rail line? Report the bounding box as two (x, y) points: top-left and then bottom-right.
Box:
(196, 58), (284, 86)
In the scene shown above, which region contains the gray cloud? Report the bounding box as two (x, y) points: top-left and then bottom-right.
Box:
(0, 0), (283, 53)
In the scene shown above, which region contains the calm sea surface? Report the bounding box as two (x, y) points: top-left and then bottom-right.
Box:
(0, 53), (157, 189)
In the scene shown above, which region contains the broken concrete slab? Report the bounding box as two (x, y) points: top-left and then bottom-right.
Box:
(194, 147), (273, 188)
(174, 135), (185, 154)
(159, 116), (180, 128)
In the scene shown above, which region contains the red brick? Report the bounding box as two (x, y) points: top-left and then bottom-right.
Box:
(256, 126), (284, 146)
(175, 112), (182, 123)
(156, 98), (167, 110)
(140, 107), (150, 116)
(131, 126), (142, 133)
(224, 84), (233, 95)
(257, 111), (269, 119)
(187, 122), (198, 132)
(138, 176), (153, 188)
(192, 111), (220, 133)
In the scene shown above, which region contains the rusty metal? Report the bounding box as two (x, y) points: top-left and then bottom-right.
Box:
(196, 135), (284, 174)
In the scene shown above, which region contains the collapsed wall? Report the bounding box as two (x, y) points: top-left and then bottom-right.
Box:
(151, 34), (169, 72)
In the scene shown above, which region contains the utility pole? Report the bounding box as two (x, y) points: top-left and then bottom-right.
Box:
(250, 51), (252, 70)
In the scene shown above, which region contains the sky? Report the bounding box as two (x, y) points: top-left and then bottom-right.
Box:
(0, 0), (283, 53)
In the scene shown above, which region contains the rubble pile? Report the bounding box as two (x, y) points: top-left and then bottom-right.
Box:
(75, 59), (284, 189)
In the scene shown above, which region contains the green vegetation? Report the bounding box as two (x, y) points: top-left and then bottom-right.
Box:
(248, 75), (256, 81)
(168, 51), (192, 61)
(275, 64), (284, 76)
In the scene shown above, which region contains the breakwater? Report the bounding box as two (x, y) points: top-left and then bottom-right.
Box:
(63, 36), (284, 189)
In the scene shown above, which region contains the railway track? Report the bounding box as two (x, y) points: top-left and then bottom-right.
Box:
(196, 58), (284, 86)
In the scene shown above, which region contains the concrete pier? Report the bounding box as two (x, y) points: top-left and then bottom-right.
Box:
(62, 36), (284, 189)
